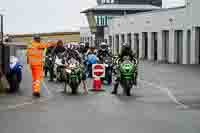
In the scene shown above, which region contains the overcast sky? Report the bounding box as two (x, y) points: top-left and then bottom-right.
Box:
(0, 0), (185, 34)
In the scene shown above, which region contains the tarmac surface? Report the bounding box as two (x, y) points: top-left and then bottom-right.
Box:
(0, 50), (200, 133)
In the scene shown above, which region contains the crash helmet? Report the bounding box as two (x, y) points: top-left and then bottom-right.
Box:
(85, 42), (89, 48)
(80, 42), (85, 46)
(67, 43), (71, 49)
(122, 43), (131, 50)
(100, 42), (108, 51)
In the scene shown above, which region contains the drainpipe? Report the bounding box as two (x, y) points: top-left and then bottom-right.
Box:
(0, 15), (3, 45)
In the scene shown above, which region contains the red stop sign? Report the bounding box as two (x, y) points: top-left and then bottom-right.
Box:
(94, 65), (104, 77)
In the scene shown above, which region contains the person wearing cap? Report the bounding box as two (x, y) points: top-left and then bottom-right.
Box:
(111, 43), (137, 95)
(26, 35), (57, 97)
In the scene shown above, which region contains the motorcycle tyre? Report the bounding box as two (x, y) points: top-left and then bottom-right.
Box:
(70, 79), (80, 94)
(120, 80), (133, 96)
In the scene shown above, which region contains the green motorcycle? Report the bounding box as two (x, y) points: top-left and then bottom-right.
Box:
(116, 56), (138, 96)
(64, 60), (82, 94)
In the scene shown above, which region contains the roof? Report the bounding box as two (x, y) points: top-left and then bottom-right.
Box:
(125, 6), (186, 16)
(81, 4), (160, 13)
(11, 31), (80, 38)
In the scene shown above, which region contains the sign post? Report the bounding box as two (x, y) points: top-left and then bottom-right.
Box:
(91, 64), (105, 92)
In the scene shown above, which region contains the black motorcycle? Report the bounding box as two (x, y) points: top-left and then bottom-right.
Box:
(44, 54), (55, 81)
(54, 52), (66, 82)
(99, 55), (113, 85)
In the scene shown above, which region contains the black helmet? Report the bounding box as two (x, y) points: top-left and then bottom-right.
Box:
(122, 43), (131, 49)
(33, 34), (41, 41)
(85, 42), (89, 48)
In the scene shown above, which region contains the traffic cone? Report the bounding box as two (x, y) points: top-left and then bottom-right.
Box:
(91, 77), (104, 92)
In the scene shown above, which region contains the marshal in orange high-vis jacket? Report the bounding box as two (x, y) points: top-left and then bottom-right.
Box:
(27, 39), (56, 97)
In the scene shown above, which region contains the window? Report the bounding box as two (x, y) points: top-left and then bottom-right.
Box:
(102, 16), (105, 26)
(100, 16), (103, 26)
(96, 16), (100, 26)
(105, 16), (108, 25)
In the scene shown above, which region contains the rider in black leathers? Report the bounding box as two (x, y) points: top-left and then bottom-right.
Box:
(97, 42), (112, 63)
(64, 45), (88, 94)
(111, 43), (137, 96)
(45, 40), (66, 81)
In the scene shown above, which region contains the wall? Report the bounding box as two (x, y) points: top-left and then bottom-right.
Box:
(80, 27), (92, 37)
(186, 0), (200, 27)
(80, 27), (95, 46)
(107, 7), (186, 35)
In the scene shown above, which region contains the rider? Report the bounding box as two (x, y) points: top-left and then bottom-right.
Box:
(78, 43), (86, 55)
(111, 43), (137, 96)
(53, 40), (66, 55)
(84, 42), (90, 54)
(65, 44), (88, 94)
(45, 40), (66, 81)
(97, 42), (112, 62)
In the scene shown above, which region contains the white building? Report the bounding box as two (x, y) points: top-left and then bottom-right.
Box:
(105, 0), (200, 64)
(80, 27), (95, 46)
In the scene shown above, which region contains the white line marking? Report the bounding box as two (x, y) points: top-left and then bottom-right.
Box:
(6, 97), (50, 110)
(2, 65), (54, 111)
(41, 80), (53, 97)
(139, 79), (189, 109)
(7, 101), (35, 109)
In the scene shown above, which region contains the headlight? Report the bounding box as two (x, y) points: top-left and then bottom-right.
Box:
(66, 69), (71, 73)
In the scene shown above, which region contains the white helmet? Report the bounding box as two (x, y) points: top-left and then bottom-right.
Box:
(10, 56), (18, 64)
(80, 43), (85, 46)
(100, 42), (108, 50)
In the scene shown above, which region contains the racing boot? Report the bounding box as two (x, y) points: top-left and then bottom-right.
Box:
(33, 92), (40, 97)
(111, 82), (119, 95)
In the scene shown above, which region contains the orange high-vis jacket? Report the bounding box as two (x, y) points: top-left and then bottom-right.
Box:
(27, 41), (56, 66)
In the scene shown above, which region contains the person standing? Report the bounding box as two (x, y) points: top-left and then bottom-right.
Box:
(26, 35), (56, 97)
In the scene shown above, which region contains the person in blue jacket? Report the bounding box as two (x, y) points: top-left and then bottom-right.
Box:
(6, 56), (23, 93)
(86, 46), (97, 78)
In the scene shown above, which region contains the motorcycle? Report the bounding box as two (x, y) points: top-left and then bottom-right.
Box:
(116, 56), (138, 96)
(54, 52), (66, 82)
(101, 55), (113, 85)
(64, 58), (82, 94)
(6, 56), (22, 93)
(44, 54), (55, 80)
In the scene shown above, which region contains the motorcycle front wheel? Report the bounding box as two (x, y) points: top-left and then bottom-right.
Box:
(120, 80), (133, 96)
(70, 79), (80, 94)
